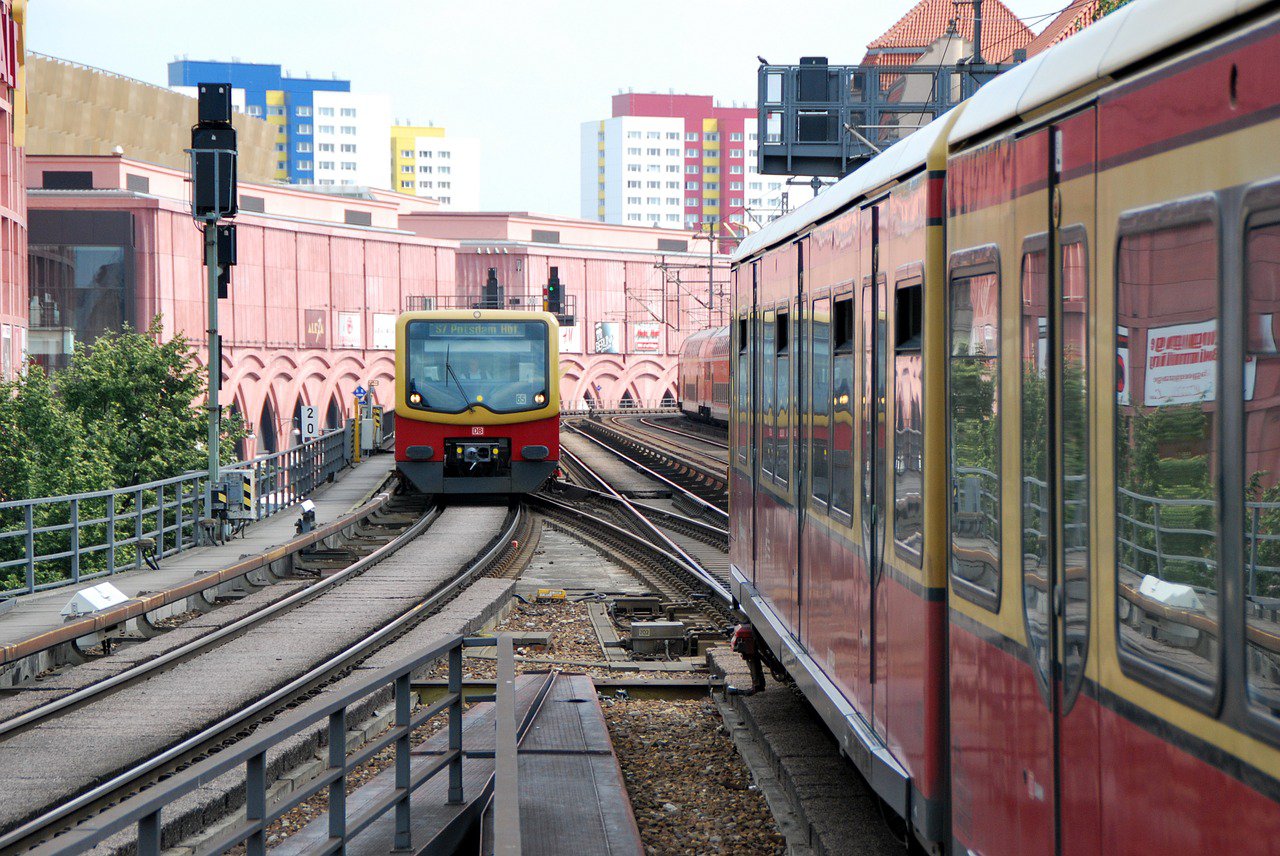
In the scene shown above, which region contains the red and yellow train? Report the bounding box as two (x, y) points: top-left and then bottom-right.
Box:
(730, 2), (1280, 852)
(394, 309), (559, 494)
(677, 324), (731, 424)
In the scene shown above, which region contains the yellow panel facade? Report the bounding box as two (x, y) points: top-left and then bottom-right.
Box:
(389, 124), (446, 198)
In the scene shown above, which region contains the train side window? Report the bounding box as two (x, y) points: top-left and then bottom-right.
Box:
(776, 310), (791, 487)
(812, 298), (832, 505)
(762, 314), (776, 479)
(949, 255), (1001, 609)
(895, 279), (924, 566)
(1244, 209), (1280, 718)
(1114, 202), (1219, 701)
(736, 315), (750, 467)
(832, 296), (855, 516)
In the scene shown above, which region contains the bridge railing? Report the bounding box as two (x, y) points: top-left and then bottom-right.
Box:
(25, 633), (483, 856)
(0, 424), (354, 599)
(561, 399), (678, 415)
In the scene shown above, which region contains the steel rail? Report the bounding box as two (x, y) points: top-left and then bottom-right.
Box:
(0, 505), (442, 739)
(557, 479), (727, 541)
(0, 489), (397, 668)
(635, 415), (730, 451)
(0, 504), (525, 853)
(566, 424), (728, 525)
(542, 451), (732, 605)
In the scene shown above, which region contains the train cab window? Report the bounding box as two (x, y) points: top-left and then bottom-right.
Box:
(895, 280), (924, 565)
(812, 298), (832, 505)
(949, 260), (1001, 608)
(831, 296), (855, 516)
(762, 315), (776, 479)
(1244, 211), (1280, 717)
(1115, 208), (1219, 698)
(776, 310), (791, 487)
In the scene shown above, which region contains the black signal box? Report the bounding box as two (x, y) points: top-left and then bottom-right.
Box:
(198, 83), (233, 126)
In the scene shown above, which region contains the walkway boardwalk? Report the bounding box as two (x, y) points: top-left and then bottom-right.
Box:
(0, 454), (396, 651)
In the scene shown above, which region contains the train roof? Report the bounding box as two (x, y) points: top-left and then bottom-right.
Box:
(732, 0), (1269, 265)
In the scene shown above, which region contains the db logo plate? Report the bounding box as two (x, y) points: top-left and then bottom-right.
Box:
(471, 426), (484, 435)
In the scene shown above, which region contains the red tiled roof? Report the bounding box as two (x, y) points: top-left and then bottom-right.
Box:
(863, 0), (1033, 64)
(1024, 0), (1101, 56)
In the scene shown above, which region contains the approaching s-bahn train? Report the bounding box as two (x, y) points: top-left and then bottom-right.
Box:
(394, 310), (559, 494)
(730, 2), (1280, 853)
(678, 324), (731, 424)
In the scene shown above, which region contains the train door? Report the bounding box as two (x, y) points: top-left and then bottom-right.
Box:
(794, 238), (807, 637)
(1018, 112), (1100, 856)
(860, 203), (889, 726)
(751, 262), (763, 586)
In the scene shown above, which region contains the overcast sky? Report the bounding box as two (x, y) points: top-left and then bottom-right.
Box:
(30, 0), (1060, 216)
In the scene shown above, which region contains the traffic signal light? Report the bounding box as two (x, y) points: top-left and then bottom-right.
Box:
(546, 266), (562, 314)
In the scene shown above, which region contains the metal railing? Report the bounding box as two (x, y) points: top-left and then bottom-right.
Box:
(561, 399), (678, 415)
(243, 424), (353, 520)
(30, 634), (484, 856)
(0, 424), (354, 598)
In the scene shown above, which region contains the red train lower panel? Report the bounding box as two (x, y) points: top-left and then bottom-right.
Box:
(395, 414), (559, 494)
(949, 618), (1280, 855)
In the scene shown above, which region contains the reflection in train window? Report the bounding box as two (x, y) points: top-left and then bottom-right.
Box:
(895, 281), (924, 565)
(762, 315), (776, 478)
(1060, 238), (1091, 705)
(1245, 215), (1280, 716)
(736, 315), (750, 467)
(776, 310), (791, 487)
(1021, 246), (1052, 686)
(949, 268), (1001, 606)
(832, 297), (855, 516)
(812, 298), (832, 505)
(1115, 217), (1219, 692)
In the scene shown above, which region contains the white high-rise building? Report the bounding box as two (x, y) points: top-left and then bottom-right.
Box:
(311, 91), (391, 189)
(582, 94), (788, 245)
(390, 125), (480, 210)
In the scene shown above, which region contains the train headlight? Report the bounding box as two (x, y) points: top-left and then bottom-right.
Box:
(534, 393), (546, 405)
(409, 392), (422, 405)
(476, 394), (484, 403)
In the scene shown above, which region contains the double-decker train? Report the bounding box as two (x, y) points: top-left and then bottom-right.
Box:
(394, 309), (559, 494)
(677, 324), (731, 424)
(729, 2), (1280, 853)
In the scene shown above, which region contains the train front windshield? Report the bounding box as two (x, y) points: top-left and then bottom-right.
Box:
(405, 320), (550, 414)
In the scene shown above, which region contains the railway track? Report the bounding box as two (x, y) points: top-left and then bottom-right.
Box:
(0, 499), (525, 853)
(566, 419), (728, 517)
(550, 436), (733, 623)
(632, 414), (729, 459)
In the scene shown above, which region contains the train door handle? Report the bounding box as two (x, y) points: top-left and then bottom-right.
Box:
(1053, 583), (1064, 617)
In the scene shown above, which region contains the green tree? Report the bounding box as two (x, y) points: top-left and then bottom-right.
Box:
(0, 365), (112, 502)
(56, 317), (244, 487)
(1094, 0), (1135, 20)
(0, 318), (246, 591)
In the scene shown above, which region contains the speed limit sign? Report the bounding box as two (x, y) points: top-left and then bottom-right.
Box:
(300, 405), (320, 441)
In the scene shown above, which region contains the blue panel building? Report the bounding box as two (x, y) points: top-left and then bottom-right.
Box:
(169, 60), (350, 184)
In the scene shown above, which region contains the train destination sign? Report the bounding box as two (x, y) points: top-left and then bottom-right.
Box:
(421, 322), (530, 337)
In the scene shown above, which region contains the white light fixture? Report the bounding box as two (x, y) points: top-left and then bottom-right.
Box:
(61, 582), (129, 618)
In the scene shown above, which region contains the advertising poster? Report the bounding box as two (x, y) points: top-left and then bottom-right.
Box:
(633, 322), (662, 354)
(1143, 320), (1216, 406)
(303, 309), (327, 349)
(559, 322), (583, 355)
(593, 321), (621, 355)
(373, 313), (396, 350)
(336, 311), (363, 349)
(1141, 319), (1254, 405)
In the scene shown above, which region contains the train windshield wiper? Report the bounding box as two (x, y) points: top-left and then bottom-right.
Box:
(443, 345), (475, 412)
